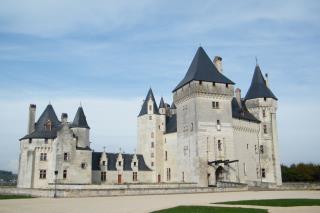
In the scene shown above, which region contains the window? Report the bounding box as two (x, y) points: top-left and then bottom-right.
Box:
(133, 172), (138, 181)
(151, 132), (154, 138)
(247, 144), (249, 149)
(212, 82), (216, 86)
(190, 122), (193, 131)
(44, 120), (52, 131)
(101, 171), (106, 182)
(63, 170), (67, 179)
(264, 97), (267, 101)
(40, 153), (47, 161)
(261, 168), (266, 178)
(212, 101), (219, 109)
(226, 83), (229, 88)
(255, 145), (257, 153)
(217, 120), (221, 131)
(183, 146), (188, 156)
(166, 168), (171, 181)
(102, 161), (106, 166)
(165, 151), (168, 161)
(81, 162), (87, 169)
(39, 170), (46, 179)
(217, 120), (221, 125)
(44, 138), (48, 144)
(263, 125), (267, 134)
(151, 142), (154, 148)
(29, 139), (32, 144)
(149, 105), (152, 111)
(243, 163), (247, 176)
(182, 172), (185, 182)
(199, 80), (202, 85)
(64, 153), (69, 161)
(262, 110), (266, 118)
(133, 162), (137, 167)
(260, 145), (264, 154)
(118, 161), (122, 166)
(151, 153), (154, 158)
(149, 116), (152, 120)
(151, 162), (154, 167)
(218, 140), (222, 151)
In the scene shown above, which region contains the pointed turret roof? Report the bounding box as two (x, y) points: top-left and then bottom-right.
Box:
(20, 104), (61, 140)
(71, 106), (90, 129)
(170, 102), (176, 109)
(138, 88), (159, 116)
(245, 65), (277, 101)
(159, 97), (165, 108)
(173, 47), (234, 92)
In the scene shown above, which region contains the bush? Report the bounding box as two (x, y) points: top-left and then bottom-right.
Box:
(281, 163), (320, 182)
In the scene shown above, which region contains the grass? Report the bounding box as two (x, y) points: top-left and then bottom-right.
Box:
(152, 206), (267, 213)
(0, 194), (33, 200)
(216, 199), (320, 207)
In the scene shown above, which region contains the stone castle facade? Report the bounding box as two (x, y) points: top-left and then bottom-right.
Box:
(17, 47), (282, 189)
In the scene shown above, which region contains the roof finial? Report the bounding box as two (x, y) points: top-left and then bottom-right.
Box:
(49, 100), (51, 105)
(255, 56), (258, 66)
(103, 146), (106, 152)
(80, 101), (82, 107)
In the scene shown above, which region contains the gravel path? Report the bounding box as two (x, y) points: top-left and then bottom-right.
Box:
(0, 190), (319, 213)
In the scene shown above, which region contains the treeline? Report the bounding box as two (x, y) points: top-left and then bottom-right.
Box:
(281, 163), (320, 182)
(0, 170), (17, 182)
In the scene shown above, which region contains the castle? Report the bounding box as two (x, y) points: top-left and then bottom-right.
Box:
(17, 47), (282, 189)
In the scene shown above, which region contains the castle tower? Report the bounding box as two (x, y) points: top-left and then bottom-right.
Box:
(244, 65), (282, 185)
(172, 47), (237, 187)
(137, 88), (165, 182)
(70, 106), (90, 148)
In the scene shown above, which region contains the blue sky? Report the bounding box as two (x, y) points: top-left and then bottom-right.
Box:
(0, 0), (320, 172)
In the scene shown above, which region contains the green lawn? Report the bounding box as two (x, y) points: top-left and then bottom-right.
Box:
(152, 206), (267, 213)
(0, 194), (33, 200)
(216, 199), (320, 207)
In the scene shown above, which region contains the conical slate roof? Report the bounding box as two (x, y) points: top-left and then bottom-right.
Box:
(20, 104), (61, 140)
(245, 65), (277, 101)
(138, 88), (160, 116)
(170, 102), (176, 109)
(159, 97), (165, 108)
(71, 106), (90, 129)
(173, 47), (234, 92)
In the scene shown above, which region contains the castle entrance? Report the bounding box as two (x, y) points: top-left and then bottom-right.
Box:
(215, 166), (224, 183)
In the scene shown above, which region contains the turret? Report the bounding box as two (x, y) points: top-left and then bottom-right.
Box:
(244, 64), (282, 185)
(100, 148), (108, 171)
(159, 97), (166, 115)
(170, 102), (176, 115)
(71, 106), (90, 148)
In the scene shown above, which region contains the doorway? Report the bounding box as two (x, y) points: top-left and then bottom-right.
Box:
(157, 174), (161, 183)
(215, 166), (224, 184)
(117, 174), (122, 184)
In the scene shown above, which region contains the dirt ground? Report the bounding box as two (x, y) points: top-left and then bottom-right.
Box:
(0, 190), (319, 213)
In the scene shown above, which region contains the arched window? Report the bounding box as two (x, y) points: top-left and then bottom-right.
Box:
(45, 120), (52, 131)
(218, 140), (222, 151)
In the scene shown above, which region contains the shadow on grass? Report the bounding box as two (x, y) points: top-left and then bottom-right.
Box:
(152, 205), (267, 213)
(215, 199), (320, 207)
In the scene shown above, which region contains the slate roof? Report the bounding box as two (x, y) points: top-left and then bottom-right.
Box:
(92, 152), (152, 171)
(165, 114), (177, 134)
(138, 88), (160, 116)
(245, 65), (278, 101)
(231, 98), (260, 123)
(70, 106), (90, 129)
(173, 47), (234, 92)
(159, 97), (165, 108)
(20, 104), (61, 140)
(170, 102), (176, 109)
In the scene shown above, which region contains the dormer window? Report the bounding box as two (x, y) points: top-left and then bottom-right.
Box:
(118, 161), (122, 166)
(44, 120), (52, 131)
(264, 97), (267, 101)
(102, 161), (106, 166)
(212, 82), (216, 86)
(226, 83), (229, 88)
(149, 105), (152, 111)
(133, 161), (137, 167)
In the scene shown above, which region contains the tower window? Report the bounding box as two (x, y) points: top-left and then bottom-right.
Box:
(165, 151), (168, 161)
(133, 172), (138, 181)
(263, 125), (267, 134)
(166, 168), (171, 181)
(262, 110), (266, 118)
(151, 153), (154, 158)
(260, 145), (264, 154)
(63, 170), (67, 179)
(81, 162), (87, 169)
(64, 153), (70, 161)
(39, 170), (46, 179)
(212, 101), (219, 109)
(151, 162), (154, 166)
(151, 142), (154, 148)
(218, 140), (222, 151)
(217, 120), (221, 131)
(261, 168), (266, 178)
(190, 123), (193, 131)
(40, 153), (47, 161)
(44, 120), (52, 131)
(101, 171), (106, 182)
(247, 144), (249, 149)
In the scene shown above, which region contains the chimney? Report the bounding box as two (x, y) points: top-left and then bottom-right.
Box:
(61, 113), (68, 123)
(28, 104), (36, 134)
(235, 88), (242, 108)
(213, 56), (223, 73)
(265, 73), (269, 88)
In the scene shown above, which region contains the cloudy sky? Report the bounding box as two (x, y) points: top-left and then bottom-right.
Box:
(0, 0), (319, 172)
